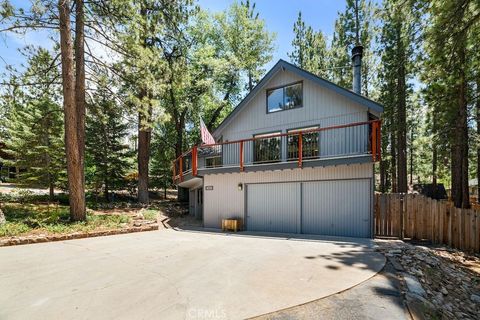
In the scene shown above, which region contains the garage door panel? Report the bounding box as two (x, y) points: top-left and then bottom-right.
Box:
(302, 179), (371, 237)
(247, 183), (300, 233)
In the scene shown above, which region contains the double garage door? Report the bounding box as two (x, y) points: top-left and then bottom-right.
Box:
(246, 179), (372, 238)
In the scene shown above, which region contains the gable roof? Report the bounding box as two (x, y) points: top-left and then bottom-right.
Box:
(213, 59), (384, 137)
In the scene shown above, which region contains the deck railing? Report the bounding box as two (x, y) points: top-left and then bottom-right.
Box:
(173, 120), (381, 183)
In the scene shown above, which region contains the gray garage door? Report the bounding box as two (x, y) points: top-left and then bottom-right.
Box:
(246, 179), (371, 237)
(302, 179), (371, 237)
(246, 183), (300, 233)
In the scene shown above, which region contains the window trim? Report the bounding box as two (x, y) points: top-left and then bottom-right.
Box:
(253, 130), (282, 163)
(266, 81), (303, 114)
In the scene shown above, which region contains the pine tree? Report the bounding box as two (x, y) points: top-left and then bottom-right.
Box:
(86, 78), (132, 201)
(288, 11), (329, 78)
(330, 0), (377, 94)
(377, 0), (421, 193)
(422, 0), (479, 208)
(3, 49), (65, 200)
(289, 12), (307, 69)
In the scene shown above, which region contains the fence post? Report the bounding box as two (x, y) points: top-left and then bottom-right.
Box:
(400, 194), (404, 240)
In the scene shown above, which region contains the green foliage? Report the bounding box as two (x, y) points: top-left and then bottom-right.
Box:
(2, 48), (66, 194)
(86, 77), (133, 200)
(288, 11), (329, 78)
(330, 0), (377, 93)
(142, 209), (158, 220)
(0, 203), (132, 237)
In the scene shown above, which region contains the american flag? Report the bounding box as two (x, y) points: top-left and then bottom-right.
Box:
(200, 117), (215, 145)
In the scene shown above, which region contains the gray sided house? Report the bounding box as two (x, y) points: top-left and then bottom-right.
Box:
(173, 59), (383, 238)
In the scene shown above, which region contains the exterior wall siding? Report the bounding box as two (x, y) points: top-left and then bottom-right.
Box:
(218, 69), (368, 142)
(202, 163), (374, 231)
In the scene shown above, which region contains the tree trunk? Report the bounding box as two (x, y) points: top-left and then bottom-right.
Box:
(175, 111), (189, 202)
(477, 77), (480, 203)
(380, 159), (386, 193)
(59, 0), (86, 221)
(136, 5), (151, 205)
(75, 0), (86, 197)
(104, 179), (109, 202)
(248, 70), (253, 92)
(396, 24), (408, 193)
(451, 32), (470, 209)
(390, 131), (397, 193)
(138, 109), (151, 204)
(207, 79), (235, 132)
(409, 129), (414, 186)
(49, 174), (54, 202)
(432, 144), (437, 187)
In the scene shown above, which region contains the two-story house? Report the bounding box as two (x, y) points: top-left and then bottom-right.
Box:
(173, 56), (383, 238)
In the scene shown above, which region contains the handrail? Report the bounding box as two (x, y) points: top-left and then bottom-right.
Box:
(173, 119), (382, 183)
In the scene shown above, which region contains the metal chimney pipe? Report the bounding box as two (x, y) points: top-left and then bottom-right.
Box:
(352, 45), (363, 95)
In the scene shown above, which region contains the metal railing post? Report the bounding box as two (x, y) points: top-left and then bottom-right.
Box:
(298, 132), (303, 168)
(240, 141), (244, 172)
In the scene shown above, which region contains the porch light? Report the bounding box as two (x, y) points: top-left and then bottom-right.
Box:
(238, 183), (243, 191)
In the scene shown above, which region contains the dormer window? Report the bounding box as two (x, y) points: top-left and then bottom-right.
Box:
(266, 82), (303, 113)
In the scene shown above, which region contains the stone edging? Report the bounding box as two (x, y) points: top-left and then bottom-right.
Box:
(0, 224), (159, 247)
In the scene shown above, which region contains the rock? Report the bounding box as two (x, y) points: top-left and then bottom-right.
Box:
(389, 249), (402, 255)
(441, 287), (448, 295)
(444, 303), (453, 312)
(435, 292), (444, 304)
(470, 294), (480, 303)
(403, 274), (427, 297)
(389, 257), (405, 271)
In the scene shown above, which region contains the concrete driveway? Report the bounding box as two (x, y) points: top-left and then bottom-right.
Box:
(0, 230), (385, 320)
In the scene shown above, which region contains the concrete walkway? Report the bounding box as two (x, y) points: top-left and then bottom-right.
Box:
(0, 230), (385, 320)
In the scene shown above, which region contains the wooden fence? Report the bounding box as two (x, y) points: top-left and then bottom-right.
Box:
(375, 193), (480, 253)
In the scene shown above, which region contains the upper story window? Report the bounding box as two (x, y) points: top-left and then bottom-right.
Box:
(266, 82), (303, 113)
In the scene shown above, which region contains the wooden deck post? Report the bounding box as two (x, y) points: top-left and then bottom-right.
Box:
(192, 146), (198, 176)
(376, 121), (382, 161)
(372, 121), (377, 161)
(298, 132), (303, 168)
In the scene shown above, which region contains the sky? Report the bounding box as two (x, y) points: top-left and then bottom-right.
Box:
(0, 0), (348, 76)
